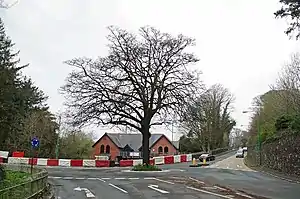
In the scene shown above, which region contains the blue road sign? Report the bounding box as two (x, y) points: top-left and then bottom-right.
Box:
(31, 137), (39, 148)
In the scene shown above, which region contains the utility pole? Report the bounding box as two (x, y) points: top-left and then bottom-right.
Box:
(55, 115), (62, 159)
(257, 112), (262, 166)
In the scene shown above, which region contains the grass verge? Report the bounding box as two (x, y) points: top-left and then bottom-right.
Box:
(132, 164), (162, 171)
(0, 169), (30, 189)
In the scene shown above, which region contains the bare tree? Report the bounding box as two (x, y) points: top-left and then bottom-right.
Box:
(229, 128), (247, 148)
(0, 0), (18, 8)
(61, 26), (202, 164)
(272, 53), (300, 113)
(181, 84), (235, 152)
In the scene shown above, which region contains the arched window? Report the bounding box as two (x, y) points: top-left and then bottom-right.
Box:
(158, 146), (163, 153)
(164, 146), (169, 154)
(100, 145), (105, 153)
(106, 145), (110, 154)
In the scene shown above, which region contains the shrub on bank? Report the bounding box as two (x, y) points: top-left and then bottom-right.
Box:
(0, 170), (30, 189)
(132, 164), (162, 171)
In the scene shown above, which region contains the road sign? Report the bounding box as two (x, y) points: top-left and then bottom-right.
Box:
(31, 137), (39, 148)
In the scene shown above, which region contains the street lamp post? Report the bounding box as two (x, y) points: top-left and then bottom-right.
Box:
(55, 115), (62, 159)
(242, 110), (262, 166)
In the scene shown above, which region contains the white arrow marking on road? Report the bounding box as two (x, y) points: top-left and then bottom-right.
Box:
(148, 184), (169, 194)
(74, 187), (81, 191)
(74, 187), (95, 198)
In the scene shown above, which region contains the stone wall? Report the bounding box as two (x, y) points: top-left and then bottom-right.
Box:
(246, 132), (300, 177)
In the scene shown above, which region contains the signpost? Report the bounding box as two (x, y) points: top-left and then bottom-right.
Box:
(30, 137), (39, 175)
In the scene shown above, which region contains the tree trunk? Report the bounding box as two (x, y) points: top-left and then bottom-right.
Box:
(142, 126), (151, 164)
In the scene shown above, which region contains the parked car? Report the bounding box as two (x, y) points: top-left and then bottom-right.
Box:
(236, 149), (244, 158)
(199, 153), (215, 162)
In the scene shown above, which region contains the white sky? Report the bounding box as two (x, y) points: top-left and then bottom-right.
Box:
(1, 0), (300, 141)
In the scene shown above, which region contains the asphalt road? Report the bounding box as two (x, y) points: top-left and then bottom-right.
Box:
(46, 151), (300, 199)
(50, 176), (224, 199)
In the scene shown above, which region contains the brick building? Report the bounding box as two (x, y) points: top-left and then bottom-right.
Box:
(92, 133), (179, 161)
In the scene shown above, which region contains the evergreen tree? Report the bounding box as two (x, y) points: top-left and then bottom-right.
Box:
(0, 17), (48, 151)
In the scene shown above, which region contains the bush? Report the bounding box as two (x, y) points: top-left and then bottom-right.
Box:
(275, 115), (292, 131)
(274, 114), (300, 134)
(132, 164), (162, 171)
(0, 170), (30, 189)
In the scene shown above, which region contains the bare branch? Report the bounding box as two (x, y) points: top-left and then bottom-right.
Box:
(61, 26), (202, 134)
(0, 0), (18, 8)
(272, 52), (300, 112)
(181, 84), (235, 150)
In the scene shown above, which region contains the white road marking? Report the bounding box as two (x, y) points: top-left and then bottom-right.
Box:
(144, 177), (155, 180)
(203, 186), (217, 190)
(153, 178), (175, 184)
(109, 183), (128, 193)
(128, 177), (139, 180)
(148, 184), (169, 194)
(82, 188), (96, 198)
(227, 195), (235, 198)
(169, 169), (185, 172)
(115, 177), (126, 180)
(188, 177), (205, 184)
(75, 177), (85, 180)
(236, 192), (253, 198)
(101, 178), (111, 180)
(187, 186), (233, 199)
(63, 177), (73, 180)
(74, 187), (95, 198)
(48, 176), (61, 179)
(98, 178), (106, 182)
(87, 178), (97, 180)
(213, 186), (228, 191)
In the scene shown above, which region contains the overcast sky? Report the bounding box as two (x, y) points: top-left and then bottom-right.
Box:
(1, 0), (300, 141)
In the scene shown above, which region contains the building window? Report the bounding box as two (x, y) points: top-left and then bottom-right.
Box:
(158, 146), (163, 153)
(106, 145), (111, 154)
(100, 145), (105, 153)
(164, 146), (169, 154)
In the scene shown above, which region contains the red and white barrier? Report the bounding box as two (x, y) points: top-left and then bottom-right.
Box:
(83, 159), (95, 167)
(37, 158), (48, 166)
(70, 160), (83, 167)
(164, 156), (174, 164)
(149, 158), (155, 165)
(6, 153), (193, 168)
(187, 154), (193, 162)
(59, 159), (71, 167)
(95, 160), (110, 167)
(47, 159), (59, 166)
(120, 160), (133, 167)
(133, 159), (142, 166)
(174, 155), (181, 163)
(180, 154), (187, 162)
(154, 156), (164, 165)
